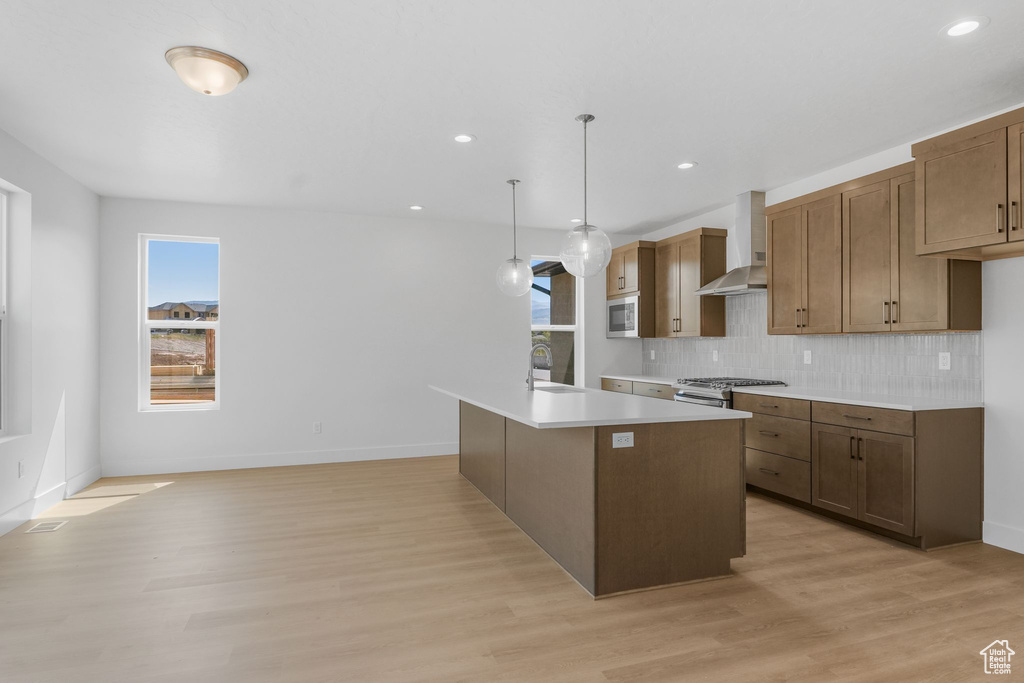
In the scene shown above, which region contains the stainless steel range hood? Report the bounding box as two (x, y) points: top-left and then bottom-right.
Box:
(696, 190), (767, 296)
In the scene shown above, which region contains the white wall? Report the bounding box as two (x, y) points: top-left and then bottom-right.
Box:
(99, 198), (639, 475)
(0, 127), (101, 535)
(642, 103), (1024, 555)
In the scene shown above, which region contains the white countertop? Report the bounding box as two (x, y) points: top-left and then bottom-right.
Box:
(431, 381), (750, 429)
(732, 385), (984, 412)
(601, 374), (681, 387)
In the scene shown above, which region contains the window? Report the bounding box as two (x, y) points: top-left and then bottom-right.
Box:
(530, 258), (580, 386)
(0, 190), (7, 433)
(140, 235), (219, 411)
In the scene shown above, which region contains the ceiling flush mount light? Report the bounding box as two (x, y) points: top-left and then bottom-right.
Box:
(496, 179), (534, 297)
(559, 114), (612, 278)
(409, 205), (424, 210)
(454, 134), (476, 143)
(941, 16), (989, 37)
(677, 161), (698, 170)
(165, 46), (248, 96)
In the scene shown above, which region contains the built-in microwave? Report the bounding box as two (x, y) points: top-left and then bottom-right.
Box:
(607, 295), (640, 338)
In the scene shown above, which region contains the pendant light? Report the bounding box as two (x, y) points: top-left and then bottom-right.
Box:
(496, 179), (534, 297)
(559, 114), (612, 278)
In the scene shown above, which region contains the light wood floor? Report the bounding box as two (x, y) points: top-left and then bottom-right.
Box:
(2, 455), (1022, 682)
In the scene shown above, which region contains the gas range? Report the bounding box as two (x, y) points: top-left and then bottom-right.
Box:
(674, 377), (786, 409)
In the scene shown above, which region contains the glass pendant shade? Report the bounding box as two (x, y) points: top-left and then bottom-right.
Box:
(560, 224), (612, 278)
(496, 257), (534, 297)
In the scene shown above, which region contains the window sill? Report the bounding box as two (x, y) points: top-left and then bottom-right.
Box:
(0, 433), (30, 447)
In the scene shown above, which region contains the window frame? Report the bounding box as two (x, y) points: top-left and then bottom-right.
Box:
(138, 234), (220, 412)
(0, 190), (7, 434)
(529, 255), (583, 387)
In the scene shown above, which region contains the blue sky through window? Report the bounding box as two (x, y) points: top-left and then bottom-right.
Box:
(148, 240), (219, 307)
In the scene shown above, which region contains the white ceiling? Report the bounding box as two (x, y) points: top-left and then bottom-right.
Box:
(1, 1), (1023, 232)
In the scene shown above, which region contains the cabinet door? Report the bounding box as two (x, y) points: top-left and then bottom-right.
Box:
(811, 423), (858, 517)
(857, 430), (914, 535)
(606, 251), (624, 296)
(655, 242), (679, 337)
(843, 181), (892, 333)
(677, 235), (701, 336)
(621, 247), (640, 294)
(1009, 123), (1024, 243)
(916, 128), (1008, 254)
(891, 174), (949, 331)
(802, 195), (842, 334)
(767, 207), (803, 334)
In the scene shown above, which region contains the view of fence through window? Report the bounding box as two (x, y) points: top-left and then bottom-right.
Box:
(530, 259), (576, 386)
(145, 239), (219, 407)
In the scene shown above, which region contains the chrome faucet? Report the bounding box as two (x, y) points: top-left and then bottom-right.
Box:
(527, 342), (548, 391)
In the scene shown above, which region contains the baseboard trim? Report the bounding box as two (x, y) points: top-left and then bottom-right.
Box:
(0, 481), (68, 537)
(67, 465), (102, 496)
(101, 441), (459, 477)
(983, 520), (1024, 555)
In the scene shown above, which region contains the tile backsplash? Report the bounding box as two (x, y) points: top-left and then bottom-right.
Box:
(641, 293), (983, 401)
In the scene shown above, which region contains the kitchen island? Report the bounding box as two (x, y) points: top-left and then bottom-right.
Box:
(431, 382), (751, 598)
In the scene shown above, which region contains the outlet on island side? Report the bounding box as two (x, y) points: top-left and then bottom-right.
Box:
(650, 350), (656, 361)
(804, 350), (812, 365)
(612, 432), (634, 449)
(18, 461), (24, 479)
(938, 352), (951, 371)
(713, 350), (719, 362)
(313, 421), (322, 435)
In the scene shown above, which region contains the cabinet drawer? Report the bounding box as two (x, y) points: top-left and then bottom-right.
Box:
(733, 393), (810, 421)
(744, 413), (810, 462)
(632, 381), (675, 400)
(745, 449), (811, 503)
(812, 402), (914, 436)
(601, 378), (633, 394)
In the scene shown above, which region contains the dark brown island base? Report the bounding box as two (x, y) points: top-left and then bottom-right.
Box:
(432, 382), (752, 598)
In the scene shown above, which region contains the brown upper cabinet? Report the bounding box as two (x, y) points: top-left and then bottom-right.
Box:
(913, 105), (1024, 260)
(606, 241), (653, 298)
(768, 163), (981, 335)
(766, 195), (842, 334)
(654, 228), (727, 338)
(842, 166), (981, 332)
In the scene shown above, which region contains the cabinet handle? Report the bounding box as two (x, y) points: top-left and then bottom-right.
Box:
(758, 430), (780, 438)
(850, 435), (856, 459)
(759, 403), (779, 409)
(1012, 202), (1018, 231)
(801, 308), (807, 328)
(997, 204), (1005, 233)
(858, 437), (864, 461)
(843, 414), (872, 421)
(891, 300), (898, 323)
(758, 467), (780, 476)
(795, 309), (800, 328)
(883, 301), (890, 324)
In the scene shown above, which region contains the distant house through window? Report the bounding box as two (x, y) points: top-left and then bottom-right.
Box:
(140, 235), (220, 411)
(530, 258), (579, 386)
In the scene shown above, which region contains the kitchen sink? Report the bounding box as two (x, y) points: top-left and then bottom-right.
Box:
(535, 385), (586, 394)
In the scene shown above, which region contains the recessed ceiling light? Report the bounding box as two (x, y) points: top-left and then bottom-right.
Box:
(677, 161), (698, 170)
(165, 46), (248, 96)
(454, 134), (476, 143)
(409, 205), (423, 211)
(570, 218), (583, 223)
(942, 17), (988, 37)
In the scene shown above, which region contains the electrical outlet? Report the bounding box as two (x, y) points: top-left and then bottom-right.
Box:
(804, 350), (812, 365)
(712, 350), (719, 362)
(938, 352), (951, 371)
(612, 432), (634, 449)
(650, 350), (656, 361)
(17, 461), (24, 479)
(313, 421), (322, 435)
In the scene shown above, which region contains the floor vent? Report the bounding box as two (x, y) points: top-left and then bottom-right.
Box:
(26, 521), (68, 534)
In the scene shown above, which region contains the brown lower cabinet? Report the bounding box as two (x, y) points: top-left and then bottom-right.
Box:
(811, 423), (914, 535)
(734, 392), (982, 549)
